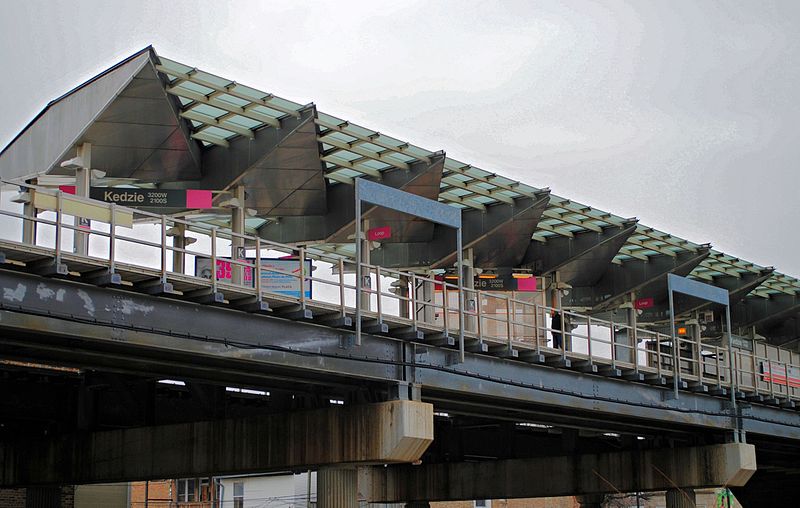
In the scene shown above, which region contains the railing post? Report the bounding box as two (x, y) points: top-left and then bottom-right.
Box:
(587, 317), (593, 363)
(299, 247), (306, 309)
(210, 227), (218, 294)
(109, 203), (116, 274)
(442, 281), (450, 336)
(55, 190), (63, 264)
(338, 258), (346, 318)
(375, 266), (382, 322)
(160, 215), (167, 282)
(610, 319), (616, 369)
(505, 295), (513, 351)
(476, 289), (483, 342)
(255, 237), (262, 301)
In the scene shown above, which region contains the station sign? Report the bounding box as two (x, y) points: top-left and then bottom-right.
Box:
(195, 257), (312, 298)
(88, 188), (213, 208)
(368, 226), (392, 241)
(634, 297), (655, 309)
(437, 275), (539, 292)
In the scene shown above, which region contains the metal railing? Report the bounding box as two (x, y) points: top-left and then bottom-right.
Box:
(0, 180), (798, 403)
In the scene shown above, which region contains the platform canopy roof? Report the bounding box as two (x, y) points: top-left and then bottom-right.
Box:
(2, 46), (798, 303)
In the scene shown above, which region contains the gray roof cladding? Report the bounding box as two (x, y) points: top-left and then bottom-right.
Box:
(3, 46), (798, 298)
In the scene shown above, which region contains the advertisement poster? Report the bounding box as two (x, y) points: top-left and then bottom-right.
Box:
(195, 258), (312, 298)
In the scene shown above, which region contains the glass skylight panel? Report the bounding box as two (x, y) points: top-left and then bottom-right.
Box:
(268, 96), (304, 112)
(251, 104), (289, 118)
(230, 83), (268, 101)
(157, 57), (193, 75)
(190, 103), (228, 118)
(193, 70), (233, 89)
(202, 126), (238, 139)
(178, 81), (215, 96)
(216, 94), (249, 108)
(226, 115), (262, 129)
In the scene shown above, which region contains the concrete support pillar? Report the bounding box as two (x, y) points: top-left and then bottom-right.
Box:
(73, 143), (91, 256)
(317, 466), (358, 508)
(666, 487), (696, 508)
(231, 185), (246, 286)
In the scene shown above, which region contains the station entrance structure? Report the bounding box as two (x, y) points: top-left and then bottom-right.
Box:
(0, 46), (799, 507)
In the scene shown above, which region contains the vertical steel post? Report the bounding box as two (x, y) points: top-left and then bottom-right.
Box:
(456, 227), (465, 362)
(355, 181), (362, 346)
(231, 185), (245, 286)
(22, 186), (36, 245)
(109, 203), (116, 274)
(726, 305), (737, 409)
(73, 143), (91, 256)
(255, 237), (262, 300)
(668, 279), (680, 399)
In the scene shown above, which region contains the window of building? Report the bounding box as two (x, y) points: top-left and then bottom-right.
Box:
(177, 478), (197, 502)
(474, 501), (490, 508)
(233, 481), (244, 508)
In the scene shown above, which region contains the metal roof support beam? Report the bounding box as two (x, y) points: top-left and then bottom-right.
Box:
(522, 221), (638, 286)
(156, 63), (302, 119)
(259, 155), (446, 245)
(165, 86), (281, 128)
(319, 137), (411, 171)
(566, 248), (711, 311)
(733, 293), (800, 331)
(315, 118), (431, 164)
(637, 268), (776, 323)
(369, 192), (551, 269)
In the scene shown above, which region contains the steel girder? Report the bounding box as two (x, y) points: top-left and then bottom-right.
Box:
(1, 269), (799, 440)
(522, 221), (638, 286)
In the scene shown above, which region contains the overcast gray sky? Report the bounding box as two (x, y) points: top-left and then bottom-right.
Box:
(1, 0), (798, 276)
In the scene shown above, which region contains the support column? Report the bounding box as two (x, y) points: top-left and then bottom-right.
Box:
(617, 291), (637, 365)
(231, 185), (246, 286)
(170, 223), (187, 275)
(417, 274), (435, 324)
(398, 275), (410, 319)
(22, 183), (36, 245)
(463, 248), (476, 332)
(73, 143), (91, 256)
(317, 467), (358, 508)
(666, 487), (696, 508)
(360, 220), (371, 312)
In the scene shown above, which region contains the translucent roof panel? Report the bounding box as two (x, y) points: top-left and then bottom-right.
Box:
(152, 51), (800, 298)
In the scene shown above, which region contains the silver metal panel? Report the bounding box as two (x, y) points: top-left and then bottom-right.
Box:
(668, 273), (729, 306)
(356, 178), (461, 228)
(0, 51), (152, 180)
